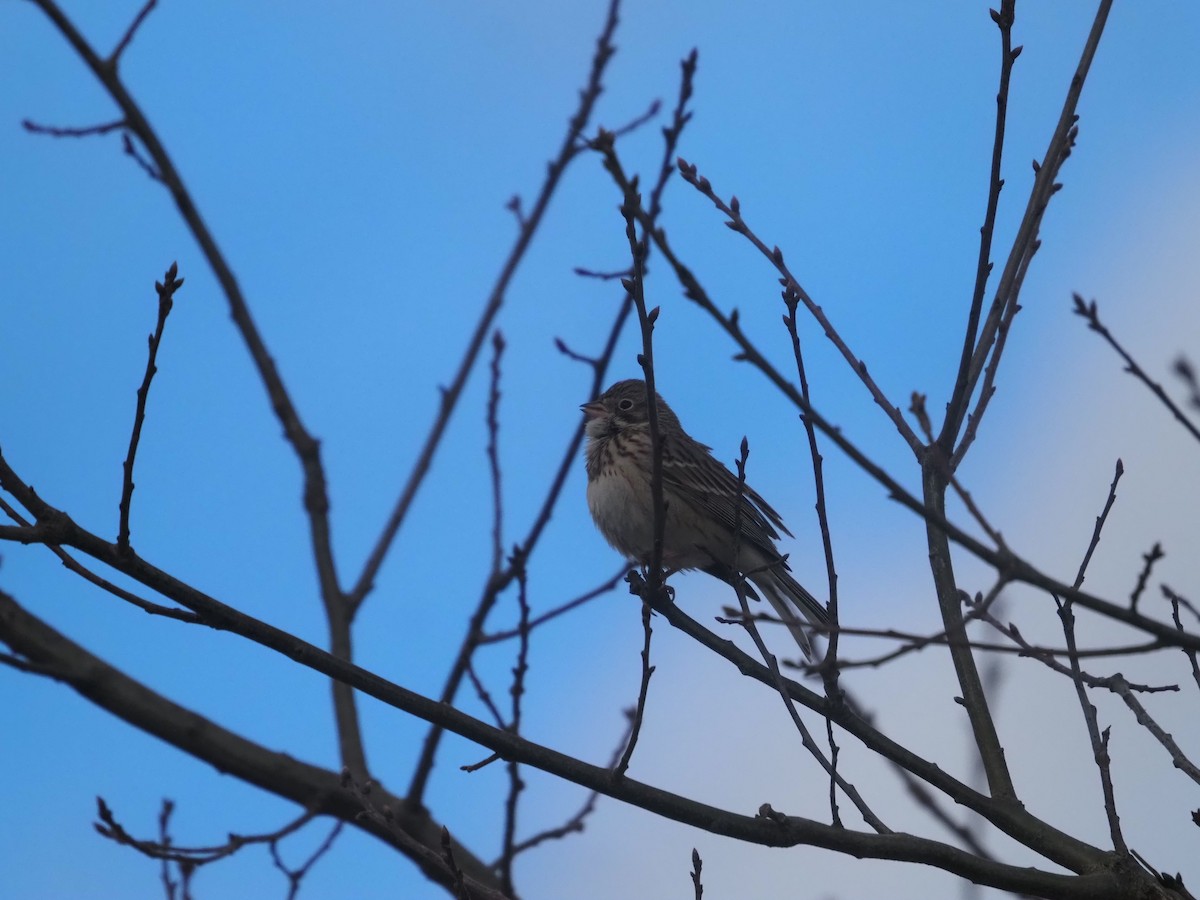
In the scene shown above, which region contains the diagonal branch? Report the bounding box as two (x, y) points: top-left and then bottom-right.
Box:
(27, 0), (366, 779)
(0, 496), (198, 623)
(0, 586), (1123, 896)
(675, 161), (923, 456)
(1073, 294), (1200, 445)
(347, 0), (623, 613)
(0, 449), (1113, 876)
(110, 0), (159, 67)
(0, 588), (505, 898)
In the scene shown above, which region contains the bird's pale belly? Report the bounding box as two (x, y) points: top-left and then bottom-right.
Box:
(586, 467), (712, 570)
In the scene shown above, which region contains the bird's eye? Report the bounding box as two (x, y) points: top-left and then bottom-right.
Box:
(617, 398), (634, 411)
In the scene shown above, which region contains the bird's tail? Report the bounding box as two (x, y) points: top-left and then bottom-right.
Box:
(750, 567), (829, 661)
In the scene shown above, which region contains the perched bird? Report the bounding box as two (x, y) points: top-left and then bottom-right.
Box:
(582, 379), (828, 658)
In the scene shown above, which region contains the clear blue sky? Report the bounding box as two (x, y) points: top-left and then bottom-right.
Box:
(2, 2), (1199, 898)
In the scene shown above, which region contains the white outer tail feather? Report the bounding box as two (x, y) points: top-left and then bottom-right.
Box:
(750, 568), (826, 661)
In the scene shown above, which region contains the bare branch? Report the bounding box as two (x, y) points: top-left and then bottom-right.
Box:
(1073, 294), (1200, 444)
(601, 98), (662, 143)
(22, 117), (125, 137)
(480, 568), (626, 644)
(1055, 596), (1127, 855)
(953, 1), (1115, 455)
(486, 330), (507, 575)
(405, 0), (632, 808)
(119, 262), (184, 550)
(1130, 543), (1165, 614)
(349, 0), (624, 611)
(728, 442), (887, 834)
(1173, 355), (1200, 411)
(942, 0), (1019, 456)
(613, 587), (655, 779)
(1165, 586), (1200, 696)
(26, 0), (369, 779)
(0, 543), (1116, 884)
(95, 796), (317, 867)
(781, 282), (841, 693)
(1073, 460), (1124, 590)
(0, 496), (198, 623)
(505, 714), (634, 860)
(499, 549), (531, 896)
(269, 820), (344, 900)
(109, 0), (160, 67)
(676, 159), (923, 455)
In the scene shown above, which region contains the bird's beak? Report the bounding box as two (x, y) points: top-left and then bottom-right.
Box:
(580, 399), (605, 420)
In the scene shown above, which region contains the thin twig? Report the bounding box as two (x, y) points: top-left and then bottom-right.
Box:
(121, 131), (163, 181)
(119, 262), (183, 550)
(0, 650), (55, 676)
(1055, 596), (1127, 854)
(486, 330), (506, 576)
(952, 246), (1028, 470)
(1130, 543), (1165, 614)
(0, 497), (199, 623)
(611, 159), (667, 580)
(603, 119), (674, 781)
(955, 0), (1115, 457)
(504, 713), (634, 859)
(1073, 460), (1124, 590)
(600, 98), (662, 143)
(1173, 356), (1200, 411)
(941, 0), (1019, 458)
(893, 764), (996, 861)
(614, 585), (655, 779)
(499, 548), (531, 896)
(268, 820), (344, 900)
(1165, 586), (1200, 695)
(22, 117), (125, 137)
(729, 443), (884, 833)
(465, 664), (506, 729)
(911, 393), (1008, 549)
(1104, 673), (1200, 785)
(404, 295), (632, 804)
(677, 162), (922, 455)
(780, 282), (840, 695)
(110, 0), (159, 66)
(979, 610), (1177, 693)
(95, 796), (319, 867)
(1073, 293), (1200, 445)
(480, 568), (625, 643)
(157, 799), (182, 900)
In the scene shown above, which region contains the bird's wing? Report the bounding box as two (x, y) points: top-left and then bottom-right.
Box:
(661, 434), (792, 549)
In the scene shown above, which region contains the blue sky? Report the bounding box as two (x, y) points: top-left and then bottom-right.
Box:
(3, 2), (1200, 898)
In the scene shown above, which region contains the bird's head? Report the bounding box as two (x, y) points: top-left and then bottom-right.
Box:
(580, 379), (678, 439)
